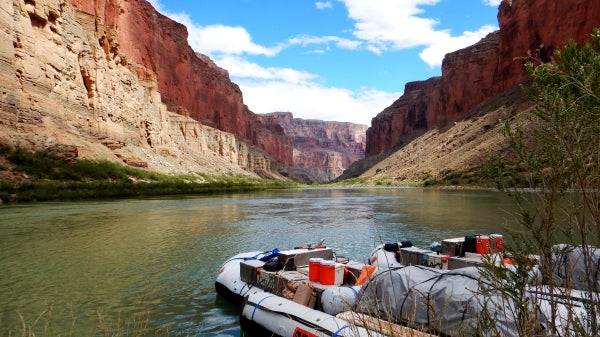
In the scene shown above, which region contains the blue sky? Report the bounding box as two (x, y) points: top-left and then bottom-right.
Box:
(147, 0), (502, 125)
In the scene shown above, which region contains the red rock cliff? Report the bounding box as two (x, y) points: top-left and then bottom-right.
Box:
(68, 0), (293, 165)
(366, 77), (444, 156)
(0, 0), (288, 178)
(366, 0), (600, 156)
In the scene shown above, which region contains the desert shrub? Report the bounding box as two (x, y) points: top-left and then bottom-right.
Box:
(480, 28), (600, 336)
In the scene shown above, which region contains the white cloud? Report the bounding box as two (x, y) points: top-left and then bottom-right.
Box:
(141, 1), (398, 125)
(166, 13), (282, 57)
(217, 56), (318, 84)
(419, 24), (498, 67)
(343, 0), (444, 48)
(340, 0), (498, 67)
(483, 0), (502, 6)
(144, 0), (496, 124)
(316, 1), (333, 10)
(288, 35), (362, 51)
(236, 79), (401, 125)
(216, 56), (399, 125)
(194, 24), (282, 56)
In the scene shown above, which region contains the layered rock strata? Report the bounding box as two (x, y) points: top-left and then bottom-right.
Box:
(366, 0), (600, 156)
(0, 0), (281, 177)
(261, 112), (367, 183)
(68, 0), (294, 165)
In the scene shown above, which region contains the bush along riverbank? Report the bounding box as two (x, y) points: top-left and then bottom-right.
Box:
(0, 145), (298, 203)
(476, 29), (600, 336)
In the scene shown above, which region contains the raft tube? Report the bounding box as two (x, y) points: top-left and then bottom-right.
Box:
(368, 242), (412, 269)
(241, 291), (386, 337)
(214, 250), (270, 305)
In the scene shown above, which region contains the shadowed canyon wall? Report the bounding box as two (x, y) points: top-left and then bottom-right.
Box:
(366, 0), (600, 156)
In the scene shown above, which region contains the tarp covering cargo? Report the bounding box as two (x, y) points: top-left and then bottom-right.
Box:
(354, 265), (540, 337)
(551, 244), (600, 292)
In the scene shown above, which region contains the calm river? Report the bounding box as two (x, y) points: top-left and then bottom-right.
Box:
(0, 187), (519, 336)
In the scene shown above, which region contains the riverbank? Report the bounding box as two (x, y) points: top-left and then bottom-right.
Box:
(0, 145), (298, 203)
(326, 165), (501, 190)
(2, 143), (506, 203)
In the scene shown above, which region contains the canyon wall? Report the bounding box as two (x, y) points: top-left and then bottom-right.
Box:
(68, 0), (294, 166)
(366, 0), (600, 156)
(260, 112), (367, 183)
(0, 0), (282, 178)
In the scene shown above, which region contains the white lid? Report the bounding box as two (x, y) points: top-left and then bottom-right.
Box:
(320, 260), (335, 265)
(309, 258), (323, 262)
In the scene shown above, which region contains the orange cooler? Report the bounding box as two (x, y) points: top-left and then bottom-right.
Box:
(319, 260), (336, 285)
(309, 258), (322, 282)
(476, 235), (491, 254)
(490, 234), (503, 252)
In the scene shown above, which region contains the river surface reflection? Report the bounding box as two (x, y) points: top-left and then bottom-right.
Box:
(0, 187), (518, 336)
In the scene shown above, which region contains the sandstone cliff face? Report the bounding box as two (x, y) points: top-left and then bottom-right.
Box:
(366, 0), (600, 156)
(68, 0), (294, 166)
(261, 112), (367, 183)
(366, 77), (444, 156)
(495, 0), (600, 90)
(0, 0), (281, 177)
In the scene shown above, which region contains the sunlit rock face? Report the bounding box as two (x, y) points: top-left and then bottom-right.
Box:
(68, 0), (294, 165)
(366, 0), (600, 157)
(0, 0), (284, 177)
(366, 77), (444, 156)
(260, 112), (368, 183)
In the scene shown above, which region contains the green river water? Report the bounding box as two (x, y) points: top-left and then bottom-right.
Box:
(0, 187), (519, 336)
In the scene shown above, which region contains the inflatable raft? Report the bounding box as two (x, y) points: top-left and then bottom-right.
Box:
(215, 244), (421, 337)
(215, 241), (599, 337)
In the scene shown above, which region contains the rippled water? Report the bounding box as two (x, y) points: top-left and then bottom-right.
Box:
(0, 187), (518, 336)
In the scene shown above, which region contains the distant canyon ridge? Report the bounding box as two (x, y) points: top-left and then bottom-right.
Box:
(1, 0), (599, 183)
(260, 112), (367, 183)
